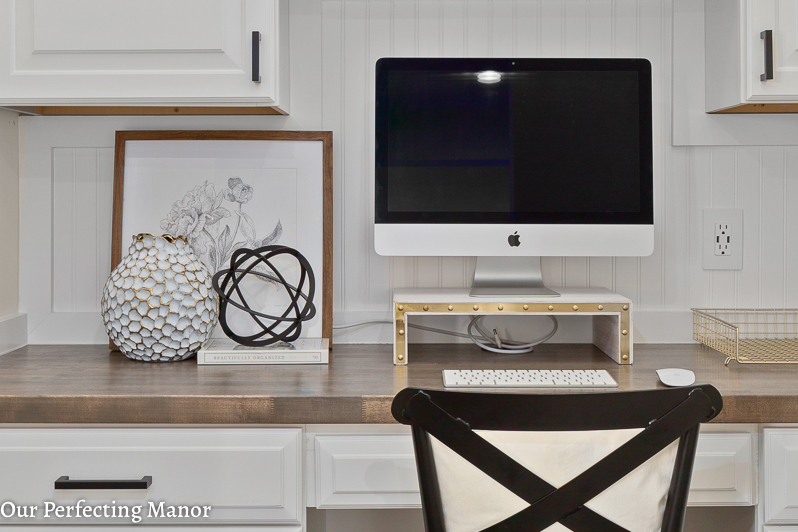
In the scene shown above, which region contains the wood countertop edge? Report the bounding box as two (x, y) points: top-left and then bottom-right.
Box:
(0, 393), (795, 425)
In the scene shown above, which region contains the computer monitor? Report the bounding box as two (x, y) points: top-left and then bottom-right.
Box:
(374, 58), (654, 296)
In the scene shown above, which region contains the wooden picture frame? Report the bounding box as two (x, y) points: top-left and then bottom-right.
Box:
(112, 130), (333, 345)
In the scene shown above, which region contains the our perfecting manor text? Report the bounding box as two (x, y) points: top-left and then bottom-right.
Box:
(0, 500), (212, 524)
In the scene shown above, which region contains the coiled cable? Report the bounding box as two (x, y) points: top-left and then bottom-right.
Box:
(333, 315), (559, 354)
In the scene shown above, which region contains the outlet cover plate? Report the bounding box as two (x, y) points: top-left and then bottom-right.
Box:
(703, 208), (743, 270)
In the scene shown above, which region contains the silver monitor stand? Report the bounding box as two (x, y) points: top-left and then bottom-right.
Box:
(469, 257), (560, 297)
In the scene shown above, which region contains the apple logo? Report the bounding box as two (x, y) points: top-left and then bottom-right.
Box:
(508, 231), (520, 247)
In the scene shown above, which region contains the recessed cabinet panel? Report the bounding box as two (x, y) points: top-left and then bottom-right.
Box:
(0, 0), (286, 106)
(315, 434), (421, 509)
(0, 428), (302, 526)
(687, 433), (755, 506)
(765, 429), (798, 524)
(31, 0), (225, 54)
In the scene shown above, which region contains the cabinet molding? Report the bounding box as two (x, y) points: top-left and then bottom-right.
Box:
(32, 106), (287, 116)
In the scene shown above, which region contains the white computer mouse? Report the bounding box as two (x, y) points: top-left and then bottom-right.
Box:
(656, 368), (696, 387)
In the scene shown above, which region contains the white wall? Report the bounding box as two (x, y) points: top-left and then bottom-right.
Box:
(0, 108), (19, 318)
(18, 0), (798, 345)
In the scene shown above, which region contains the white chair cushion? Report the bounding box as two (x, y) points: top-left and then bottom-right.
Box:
(429, 428), (679, 532)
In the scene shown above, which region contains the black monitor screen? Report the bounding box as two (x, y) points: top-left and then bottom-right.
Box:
(375, 58), (653, 224)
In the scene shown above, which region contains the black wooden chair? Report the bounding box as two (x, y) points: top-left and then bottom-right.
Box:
(392, 386), (722, 532)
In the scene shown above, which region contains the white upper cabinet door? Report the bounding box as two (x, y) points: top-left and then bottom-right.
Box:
(705, 0), (798, 111)
(0, 0), (288, 107)
(748, 0), (798, 100)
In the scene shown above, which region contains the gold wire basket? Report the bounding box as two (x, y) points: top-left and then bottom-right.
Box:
(692, 308), (798, 365)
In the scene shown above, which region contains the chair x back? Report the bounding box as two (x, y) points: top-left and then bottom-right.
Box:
(392, 386), (722, 532)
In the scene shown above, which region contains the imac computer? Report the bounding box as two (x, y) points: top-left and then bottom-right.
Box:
(374, 58), (654, 297)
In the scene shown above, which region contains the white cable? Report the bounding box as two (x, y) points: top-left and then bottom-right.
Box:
(467, 315), (558, 354)
(332, 320), (393, 329)
(333, 315), (559, 354)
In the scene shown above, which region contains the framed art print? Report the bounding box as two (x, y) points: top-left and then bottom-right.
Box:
(112, 131), (333, 344)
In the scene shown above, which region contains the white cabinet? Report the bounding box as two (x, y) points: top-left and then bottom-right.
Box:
(308, 428), (755, 510)
(688, 432), (756, 506)
(764, 429), (798, 524)
(314, 433), (421, 509)
(0, 428), (303, 528)
(0, 0), (289, 110)
(706, 0), (798, 112)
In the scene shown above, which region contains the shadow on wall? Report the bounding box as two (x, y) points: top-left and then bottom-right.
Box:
(683, 507), (755, 532)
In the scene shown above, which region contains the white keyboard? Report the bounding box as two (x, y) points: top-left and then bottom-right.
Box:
(442, 369), (618, 388)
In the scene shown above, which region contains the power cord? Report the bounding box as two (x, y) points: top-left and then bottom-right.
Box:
(333, 315), (559, 354)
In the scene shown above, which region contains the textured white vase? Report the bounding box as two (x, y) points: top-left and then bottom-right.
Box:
(101, 234), (219, 362)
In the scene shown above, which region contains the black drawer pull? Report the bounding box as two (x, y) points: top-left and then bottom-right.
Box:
(761, 29), (773, 81)
(54, 476), (152, 490)
(252, 30), (262, 83)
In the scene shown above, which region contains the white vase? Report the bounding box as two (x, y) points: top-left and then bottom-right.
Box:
(101, 234), (219, 362)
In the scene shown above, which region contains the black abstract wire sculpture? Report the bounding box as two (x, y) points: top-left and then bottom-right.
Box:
(212, 245), (316, 347)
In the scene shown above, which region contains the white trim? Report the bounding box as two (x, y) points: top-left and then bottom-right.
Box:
(0, 313), (27, 355)
(27, 312), (105, 345)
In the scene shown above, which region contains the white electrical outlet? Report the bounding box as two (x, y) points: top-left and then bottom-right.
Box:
(703, 209), (743, 270)
(715, 223), (731, 256)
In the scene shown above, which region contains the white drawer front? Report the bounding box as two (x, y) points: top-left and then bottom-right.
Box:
(765, 428), (798, 524)
(313, 431), (755, 510)
(687, 433), (755, 506)
(0, 428), (302, 526)
(315, 434), (421, 509)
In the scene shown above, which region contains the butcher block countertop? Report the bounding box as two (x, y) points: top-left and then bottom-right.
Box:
(0, 343), (794, 424)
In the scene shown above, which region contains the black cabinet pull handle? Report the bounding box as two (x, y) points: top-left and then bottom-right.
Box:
(54, 476), (152, 490)
(252, 30), (262, 83)
(761, 29), (773, 81)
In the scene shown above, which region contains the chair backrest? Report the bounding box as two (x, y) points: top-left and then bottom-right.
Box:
(392, 386), (722, 532)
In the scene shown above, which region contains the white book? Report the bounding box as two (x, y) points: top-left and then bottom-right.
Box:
(197, 338), (329, 365)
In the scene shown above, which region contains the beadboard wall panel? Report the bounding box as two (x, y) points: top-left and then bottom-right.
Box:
(0, 109), (19, 320)
(320, 0), (672, 317)
(0, 109), (24, 355)
(17, 0), (798, 345)
(687, 146), (798, 312)
(51, 148), (113, 313)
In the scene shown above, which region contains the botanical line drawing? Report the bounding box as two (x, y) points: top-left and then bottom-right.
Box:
(161, 177), (282, 274)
